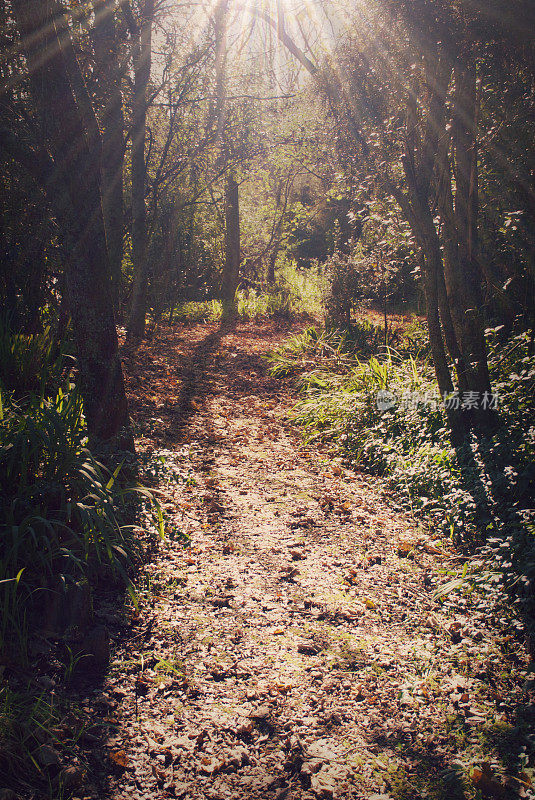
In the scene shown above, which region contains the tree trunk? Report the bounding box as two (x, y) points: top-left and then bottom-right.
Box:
(92, 0), (125, 312)
(438, 172), (475, 392)
(452, 59), (491, 396)
(419, 238), (455, 398)
(127, 0), (154, 339)
(437, 257), (468, 390)
(12, 0), (133, 450)
(267, 248), (277, 283)
(222, 174), (240, 318)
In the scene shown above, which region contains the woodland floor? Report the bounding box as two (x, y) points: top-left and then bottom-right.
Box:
(73, 320), (530, 800)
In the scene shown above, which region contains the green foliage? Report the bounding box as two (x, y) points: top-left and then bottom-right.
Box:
(236, 285), (300, 319)
(277, 258), (327, 319)
(0, 685), (60, 794)
(0, 314), (71, 397)
(0, 387), (163, 657)
(267, 316), (429, 378)
(0, 325), (164, 662)
(270, 324), (535, 621)
(172, 299), (222, 323)
(170, 282), (312, 323)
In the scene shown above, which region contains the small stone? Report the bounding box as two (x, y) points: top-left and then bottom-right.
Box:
(225, 746), (249, 770)
(290, 549), (305, 560)
(58, 766), (84, 792)
(298, 641), (320, 656)
(235, 719), (253, 738)
(37, 744), (61, 767)
(210, 596), (233, 608)
(249, 705), (271, 721)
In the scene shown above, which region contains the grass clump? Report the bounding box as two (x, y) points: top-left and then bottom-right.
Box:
(170, 265), (325, 324)
(0, 318), (165, 798)
(0, 319), (164, 661)
(0, 684), (88, 798)
(269, 322), (535, 628)
(171, 286), (302, 323)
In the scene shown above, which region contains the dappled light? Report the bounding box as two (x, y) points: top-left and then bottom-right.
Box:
(1, 0), (534, 799)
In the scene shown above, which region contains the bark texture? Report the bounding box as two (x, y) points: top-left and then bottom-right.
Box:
(127, 0), (154, 339)
(12, 0), (132, 449)
(222, 174), (240, 318)
(92, 0), (125, 310)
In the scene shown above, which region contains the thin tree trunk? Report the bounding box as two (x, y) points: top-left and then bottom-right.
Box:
(222, 175), (240, 318)
(127, 0), (154, 339)
(437, 258), (468, 390)
(419, 238), (455, 398)
(452, 59), (491, 396)
(438, 170), (474, 391)
(12, 0), (133, 450)
(388, 181), (455, 402)
(92, 0), (125, 312)
(222, 174), (240, 318)
(267, 248), (277, 284)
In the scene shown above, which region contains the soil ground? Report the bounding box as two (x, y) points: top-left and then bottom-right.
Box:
(78, 320), (529, 800)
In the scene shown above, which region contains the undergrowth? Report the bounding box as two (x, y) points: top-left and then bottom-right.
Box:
(269, 320), (535, 640)
(0, 319), (166, 658)
(0, 318), (164, 798)
(171, 283), (308, 323)
(169, 263), (327, 324)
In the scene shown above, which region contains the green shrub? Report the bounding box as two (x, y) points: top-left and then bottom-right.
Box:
(0, 314), (72, 397)
(172, 299), (222, 323)
(170, 284), (307, 323)
(0, 386), (163, 658)
(270, 324), (535, 625)
(0, 315), (165, 662)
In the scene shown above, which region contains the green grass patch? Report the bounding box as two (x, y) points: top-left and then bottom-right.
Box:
(269, 323), (535, 633)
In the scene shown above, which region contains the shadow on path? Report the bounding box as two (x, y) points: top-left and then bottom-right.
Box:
(168, 318), (236, 442)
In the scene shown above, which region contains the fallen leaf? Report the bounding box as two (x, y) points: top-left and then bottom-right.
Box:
(471, 766), (510, 798)
(109, 750), (129, 770)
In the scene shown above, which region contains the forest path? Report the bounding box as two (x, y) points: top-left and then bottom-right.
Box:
(101, 321), (486, 800)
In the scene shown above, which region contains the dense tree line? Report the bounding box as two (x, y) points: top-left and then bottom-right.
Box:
(1, 0), (534, 447)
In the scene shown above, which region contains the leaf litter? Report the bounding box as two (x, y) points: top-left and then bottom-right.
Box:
(68, 321), (534, 800)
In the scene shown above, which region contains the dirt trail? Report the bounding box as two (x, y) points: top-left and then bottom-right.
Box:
(92, 321), (513, 800)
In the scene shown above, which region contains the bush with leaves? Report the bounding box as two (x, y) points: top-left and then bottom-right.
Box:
(323, 252), (364, 330)
(269, 325), (535, 638)
(0, 322), (164, 661)
(0, 387), (164, 656)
